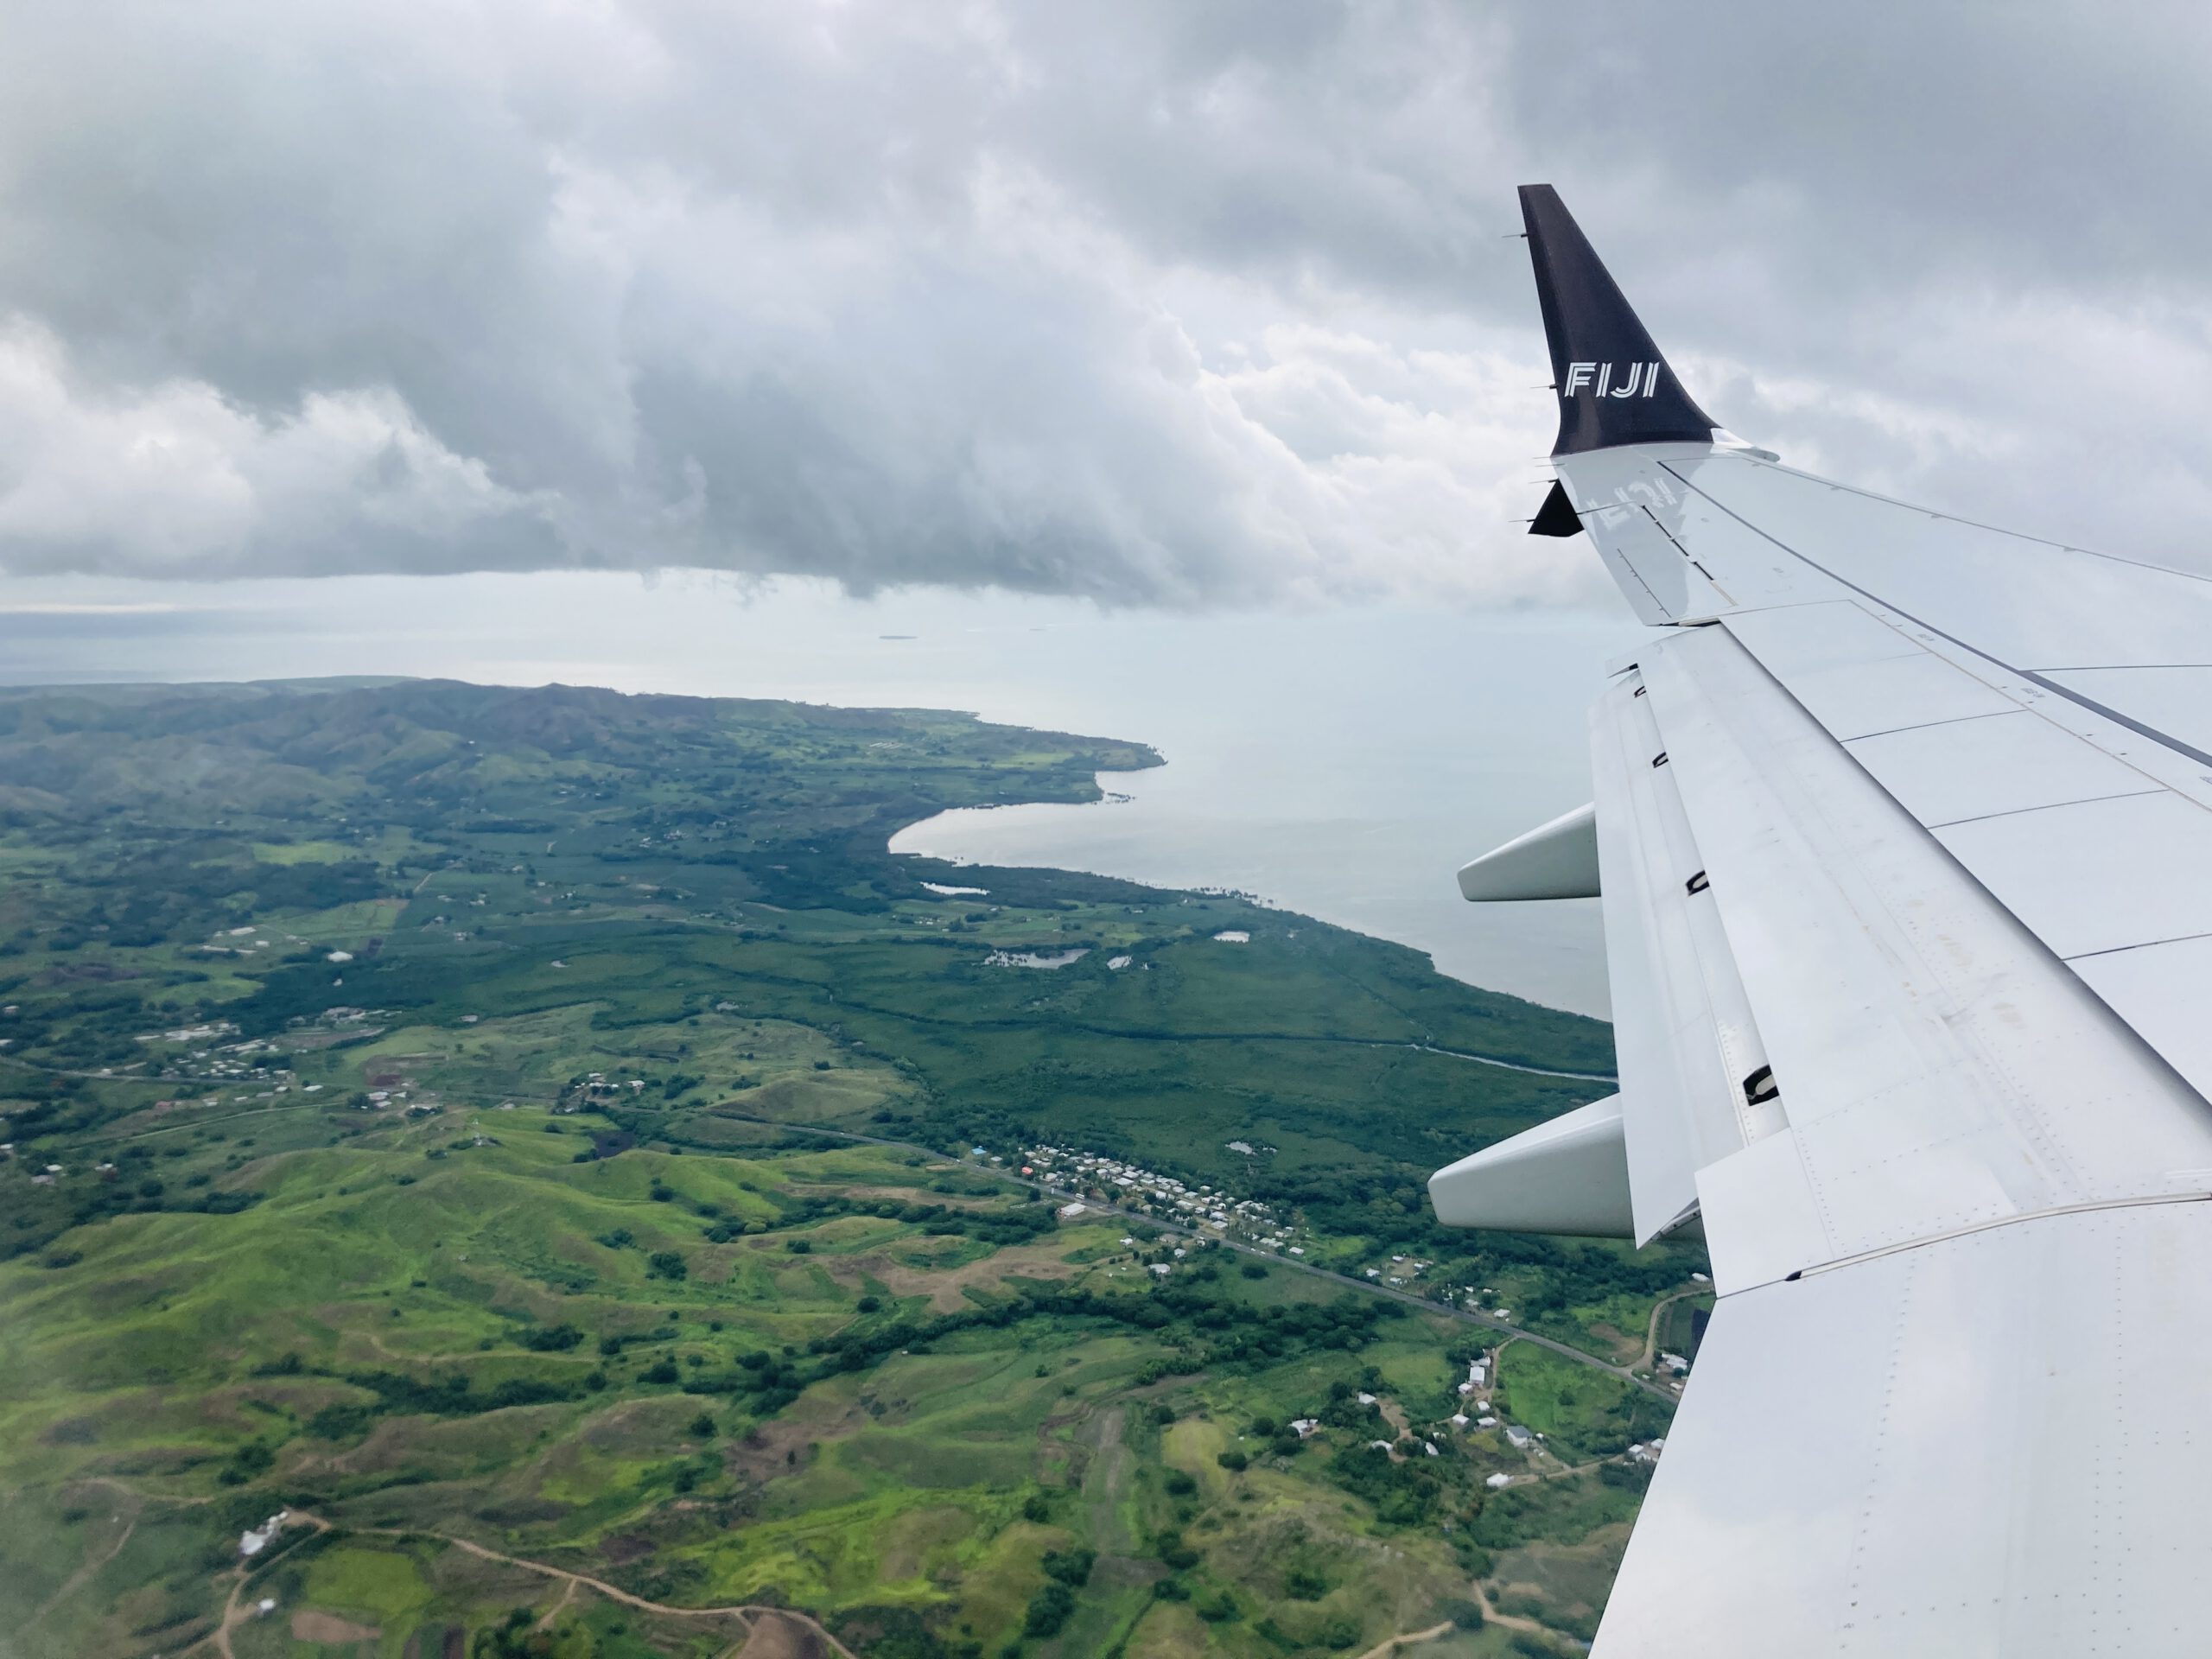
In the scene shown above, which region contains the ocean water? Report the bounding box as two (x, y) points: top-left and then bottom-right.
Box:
(884, 605), (1634, 1016)
(1, 572), (1638, 1014)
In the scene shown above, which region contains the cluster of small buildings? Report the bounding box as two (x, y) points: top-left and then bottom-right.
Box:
(1125, 1237), (1219, 1277)
(1440, 1286), (1516, 1319)
(1224, 1352), (1667, 1493)
(1363, 1251), (1440, 1287)
(1225, 1361), (1672, 1492)
(1017, 1143), (1309, 1254)
(361, 1086), (442, 1116)
(133, 1020), (235, 1046)
(1449, 1359), (1506, 1442)
(555, 1071), (646, 1111)
(1356, 1263), (1522, 1319)
(131, 1031), (301, 1097)
(195, 925), (277, 956)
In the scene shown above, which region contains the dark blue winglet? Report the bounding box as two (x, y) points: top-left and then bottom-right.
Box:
(1521, 184), (1717, 457)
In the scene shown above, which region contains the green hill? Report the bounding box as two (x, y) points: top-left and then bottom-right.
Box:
(0, 678), (1688, 1657)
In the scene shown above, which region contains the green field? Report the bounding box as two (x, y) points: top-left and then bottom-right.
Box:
(0, 679), (1700, 1656)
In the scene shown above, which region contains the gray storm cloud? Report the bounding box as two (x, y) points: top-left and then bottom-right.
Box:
(2, 1), (2208, 601)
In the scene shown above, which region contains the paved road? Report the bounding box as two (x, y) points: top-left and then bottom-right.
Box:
(1408, 1041), (1617, 1084)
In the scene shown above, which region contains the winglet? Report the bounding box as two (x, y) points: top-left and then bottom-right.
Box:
(1521, 184), (1717, 456)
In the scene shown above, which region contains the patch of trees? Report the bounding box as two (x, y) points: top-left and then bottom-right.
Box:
(1023, 1582), (1075, 1638)
(1326, 1443), (1452, 1527)
(825, 1605), (976, 1659)
(1039, 1548), (1094, 1586)
(1599, 1459), (1655, 1492)
(471, 1605), (564, 1658)
(741, 1284), (1400, 1427)
(681, 1349), (809, 1416)
(1154, 1529), (1200, 1570)
(216, 1440), (276, 1485)
(340, 1366), (588, 1417)
(306, 1402), (377, 1441)
(28, 1180), (263, 1255)
(227, 959), (433, 1036)
(1255, 1611), (1363, 1652)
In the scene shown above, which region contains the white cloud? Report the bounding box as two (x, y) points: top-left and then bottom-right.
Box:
(1, 0), (2209, 601)
(0, 321), (566, 576)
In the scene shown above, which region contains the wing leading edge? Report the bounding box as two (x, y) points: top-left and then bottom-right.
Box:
(1433, 187), (2212, 1656)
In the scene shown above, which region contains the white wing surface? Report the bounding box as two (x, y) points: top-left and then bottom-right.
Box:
(1433, 186), (2212, 1656)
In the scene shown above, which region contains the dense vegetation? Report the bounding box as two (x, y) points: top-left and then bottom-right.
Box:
(0, 680), (1700, 1656)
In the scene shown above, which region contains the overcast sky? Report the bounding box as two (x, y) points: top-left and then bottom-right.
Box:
(4, 2), (2210, 610)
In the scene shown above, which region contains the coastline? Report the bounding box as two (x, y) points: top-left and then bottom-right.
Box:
(892, 759), (1614, 1020)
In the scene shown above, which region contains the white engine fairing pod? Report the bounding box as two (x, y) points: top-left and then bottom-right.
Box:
(1456, 801), (1600, 901)
(1427, 1095), (1631, 1237)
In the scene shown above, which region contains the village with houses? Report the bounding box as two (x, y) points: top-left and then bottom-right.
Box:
(1005, 1138), (1695, 1386)
(1014, 1140), (1316, 1257)
(1002, 1138), (1684, 1491)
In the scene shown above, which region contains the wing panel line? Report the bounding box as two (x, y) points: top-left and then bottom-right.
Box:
(1656, 460), (2212, 774)
(2063, 928), (2212, 963)
(1925, 787), (2164, 831)
(1785, 1189), (2212, 1283)
(1708, 454), (2212, 588)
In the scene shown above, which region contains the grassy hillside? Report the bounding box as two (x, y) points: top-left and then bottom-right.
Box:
(0, 680), (1696, 1657)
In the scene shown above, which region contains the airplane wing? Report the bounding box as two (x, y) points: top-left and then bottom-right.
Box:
(1431, 185), (2212, 1656)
